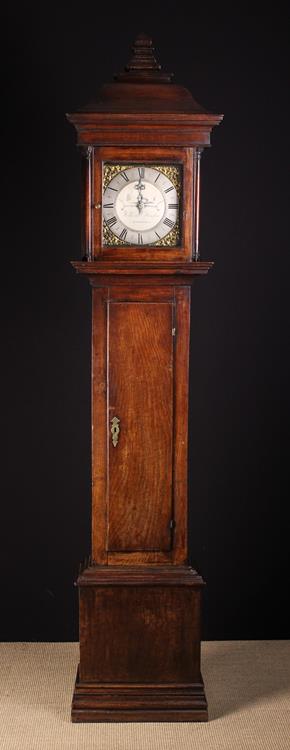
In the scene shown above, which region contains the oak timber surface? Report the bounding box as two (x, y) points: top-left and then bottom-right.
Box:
(68, 33), (223, 723)
(79, 586), (200, 684)
(108, 301), (173, 552)
(72, 260), (214, 278)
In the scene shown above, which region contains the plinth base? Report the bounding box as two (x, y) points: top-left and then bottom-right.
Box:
(71, 668), (208, 722)
(72, 565), (207, 722)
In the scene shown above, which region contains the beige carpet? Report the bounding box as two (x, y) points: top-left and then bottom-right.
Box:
(0, 641), (289, 749)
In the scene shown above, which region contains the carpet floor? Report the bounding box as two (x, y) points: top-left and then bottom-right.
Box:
(0, 641), (289, 749)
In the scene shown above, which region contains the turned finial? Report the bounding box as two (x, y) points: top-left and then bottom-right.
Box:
(115, 33), (173, 83)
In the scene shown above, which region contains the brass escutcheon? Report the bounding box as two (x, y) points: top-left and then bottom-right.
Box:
(111, 417), (120, 447)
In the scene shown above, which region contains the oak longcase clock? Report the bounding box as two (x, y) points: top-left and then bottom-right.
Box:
(67, 33), (223, 722)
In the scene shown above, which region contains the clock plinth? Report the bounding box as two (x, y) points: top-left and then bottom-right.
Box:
(67, 34), (223, 723)
(72, 566), (207, 723)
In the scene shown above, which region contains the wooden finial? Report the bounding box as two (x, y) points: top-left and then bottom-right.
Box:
(115, 33), (173, 83)
(125, 33), (161, 72)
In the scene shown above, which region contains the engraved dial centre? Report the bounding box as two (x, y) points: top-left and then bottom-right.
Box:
(115, 181), (165, 231)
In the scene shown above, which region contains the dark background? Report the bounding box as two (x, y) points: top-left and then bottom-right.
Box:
(1, 5), (289, 641)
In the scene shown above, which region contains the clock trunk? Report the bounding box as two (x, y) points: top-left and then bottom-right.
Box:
(91, 284), (190, 568)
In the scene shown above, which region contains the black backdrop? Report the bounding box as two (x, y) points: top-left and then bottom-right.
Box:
(1, 5), (289, 641)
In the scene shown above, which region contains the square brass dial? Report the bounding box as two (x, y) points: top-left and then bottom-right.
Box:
(102, 163), (182, 247)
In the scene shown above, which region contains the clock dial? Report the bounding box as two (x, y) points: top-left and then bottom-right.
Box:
(103, 165), (180, 246)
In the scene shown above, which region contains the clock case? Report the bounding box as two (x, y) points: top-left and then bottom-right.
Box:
(67, 35), (223, 722)
(88, 146), (192, 260)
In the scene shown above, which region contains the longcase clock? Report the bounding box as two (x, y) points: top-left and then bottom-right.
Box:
(67, 34), (223, 722)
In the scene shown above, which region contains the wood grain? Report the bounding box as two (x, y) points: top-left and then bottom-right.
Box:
(79, 584), (202, 683)
(91, 288), (108, 564)
(72, 260), (214, 279)
(72, 671), (208, 722)
(107, 551), (172, 565)
(89, 280), (210, 566)
(73, 563), (207, 720)
(93, 146), (193, 262)
(80, 147), (93, 260)
(77, 564), (204, 586)
(107, 301), (174, 552)
(172, 287), (191, 564)
(68, 33), (222, 722)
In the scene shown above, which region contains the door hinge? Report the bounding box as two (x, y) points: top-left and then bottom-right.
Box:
(169, 519), (176, 530)
(172, 327), (176, 337)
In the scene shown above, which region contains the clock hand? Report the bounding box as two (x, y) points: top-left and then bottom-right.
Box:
(135, 176), (146, 213)
(121, 200), (163, 207)
(137, 193), (144, 214)
(142, 200), (163, 206)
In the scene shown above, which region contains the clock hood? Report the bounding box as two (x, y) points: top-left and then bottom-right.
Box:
(76, 81), (208, 115)
(70, 33), (222, 116)
(67, 34), (223, 146)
